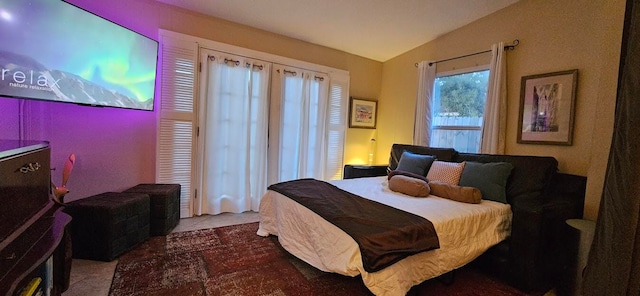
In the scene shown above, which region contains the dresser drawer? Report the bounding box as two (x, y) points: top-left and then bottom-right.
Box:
(0, 147), (51, 244)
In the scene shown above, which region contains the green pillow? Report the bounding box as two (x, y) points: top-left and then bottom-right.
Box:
(396, 151), (436, 176)
(458, 161), (513, 203)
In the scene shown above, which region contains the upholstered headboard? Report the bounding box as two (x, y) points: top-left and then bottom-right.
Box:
(455, 152), (558, 204)
(388, 144), (457, 171)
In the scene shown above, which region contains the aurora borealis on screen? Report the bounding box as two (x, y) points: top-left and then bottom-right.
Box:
(0, 0), (158, 110)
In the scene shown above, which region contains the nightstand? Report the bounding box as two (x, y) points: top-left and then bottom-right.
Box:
(343, 164), (388, 179)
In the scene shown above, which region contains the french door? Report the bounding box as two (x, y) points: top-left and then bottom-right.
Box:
(196, 50), (269, 215)
(157, 31), (349, 217)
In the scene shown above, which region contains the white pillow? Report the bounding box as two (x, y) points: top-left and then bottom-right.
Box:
(426, 161), (466, 185)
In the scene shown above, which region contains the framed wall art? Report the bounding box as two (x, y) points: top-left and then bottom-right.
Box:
(517, 69), (578, 145)
(349, 97), (378, 129)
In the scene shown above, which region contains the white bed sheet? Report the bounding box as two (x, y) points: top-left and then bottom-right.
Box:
(257, 176), (512, 296)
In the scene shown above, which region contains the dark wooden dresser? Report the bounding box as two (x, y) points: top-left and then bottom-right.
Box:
(0, 140), (72, 296)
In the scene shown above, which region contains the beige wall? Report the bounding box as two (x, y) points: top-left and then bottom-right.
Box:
(69, 0), (385, 167)
(21, 0), (382, 201)
(377, 0), (626, 220)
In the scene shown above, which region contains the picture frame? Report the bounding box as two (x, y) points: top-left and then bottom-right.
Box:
(517, 69), (578, 145)
(349, 97), (378, 129)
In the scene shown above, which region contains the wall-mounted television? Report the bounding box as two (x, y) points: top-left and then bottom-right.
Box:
(0, 0), (158, 111)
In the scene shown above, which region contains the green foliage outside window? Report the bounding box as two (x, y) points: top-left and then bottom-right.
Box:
(435, 70), (489, 117)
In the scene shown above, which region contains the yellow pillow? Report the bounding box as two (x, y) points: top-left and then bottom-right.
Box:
(428, 181), (482, 204)
(388, 175), (431, 197)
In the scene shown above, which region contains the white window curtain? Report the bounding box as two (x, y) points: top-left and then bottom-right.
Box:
(480, 42), (507, 154)
(198, 50), (270, 215)
(157, 30), (349, 217)
(414, 61), (436, 146)
(269, 64), (330, 184)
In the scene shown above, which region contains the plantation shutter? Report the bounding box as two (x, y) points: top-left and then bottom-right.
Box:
(157, 33), (198, 218)
(326, 73), (349, 180)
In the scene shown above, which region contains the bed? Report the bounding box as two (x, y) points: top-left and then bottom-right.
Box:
(257, 176), (512, 296)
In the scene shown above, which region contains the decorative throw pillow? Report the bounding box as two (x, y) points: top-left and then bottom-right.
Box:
(387, 170), (429, 183)
(429, 181), (482, 204)
(458, 161), (514, 203)
(396, 151), (436, 176)
(388, 175), (430, 197)
(426, 161), (466, 185)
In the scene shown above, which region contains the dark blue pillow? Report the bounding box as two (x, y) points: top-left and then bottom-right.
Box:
(458, 161), (513, 203)
(396, 151), (436, 176)
(387, 169), (429, 182)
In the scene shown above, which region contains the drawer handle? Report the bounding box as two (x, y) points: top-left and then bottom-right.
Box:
(18, 162), (41, 174)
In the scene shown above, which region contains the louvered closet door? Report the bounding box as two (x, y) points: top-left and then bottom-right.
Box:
(157, 34), (198, 218)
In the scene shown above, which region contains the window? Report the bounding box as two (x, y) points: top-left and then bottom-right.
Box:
(430, 68), (489, 153)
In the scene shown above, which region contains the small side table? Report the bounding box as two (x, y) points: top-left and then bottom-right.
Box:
(557, 219), (596, 296)
(343, 164), (388, 179)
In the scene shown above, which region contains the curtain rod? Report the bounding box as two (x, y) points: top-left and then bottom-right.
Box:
(206, 50), (330, 75)
(414, 39), (519, 68)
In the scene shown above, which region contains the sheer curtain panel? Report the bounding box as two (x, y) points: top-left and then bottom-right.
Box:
(198, 51), (270, 215)
(480, 42), (507, 154)
(269, 65), (330, 184)
(157, 30), (350, 217)
(414, 61), (436, 146)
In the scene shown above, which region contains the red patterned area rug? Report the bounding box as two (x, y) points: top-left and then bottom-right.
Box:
(109, 222), (535, 296)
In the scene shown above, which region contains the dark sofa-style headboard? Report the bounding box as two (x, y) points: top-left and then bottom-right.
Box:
(388, 144), (457, 171)
(454, 153), (558, 204)
(387, 144), (560, 204)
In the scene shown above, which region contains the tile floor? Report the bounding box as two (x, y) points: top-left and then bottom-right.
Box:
(62, 211), (260, 296)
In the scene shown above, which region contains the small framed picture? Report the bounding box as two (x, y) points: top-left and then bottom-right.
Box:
(349, 97), (378, 129)
(517, 69), (578, 145)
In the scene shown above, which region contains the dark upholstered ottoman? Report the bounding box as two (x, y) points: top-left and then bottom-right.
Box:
(123, 183), (180, 236)
(63, 192), (150, 261)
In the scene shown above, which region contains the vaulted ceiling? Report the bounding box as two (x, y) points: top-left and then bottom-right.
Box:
(156, 0), (519, 62)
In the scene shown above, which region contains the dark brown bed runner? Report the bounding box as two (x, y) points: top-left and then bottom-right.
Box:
(268, 178), (440, 272)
